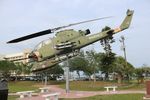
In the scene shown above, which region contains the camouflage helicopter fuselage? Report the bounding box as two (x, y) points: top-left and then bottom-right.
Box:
(30, 9), (133, 72)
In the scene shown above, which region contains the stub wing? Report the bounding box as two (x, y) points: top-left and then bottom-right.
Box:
(31, 51), (79, 72)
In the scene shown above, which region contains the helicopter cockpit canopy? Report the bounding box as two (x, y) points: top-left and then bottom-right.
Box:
(34, 39), (52, 51)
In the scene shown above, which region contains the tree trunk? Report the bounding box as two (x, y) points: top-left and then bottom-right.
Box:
(140, 76), (144, 83)
(88, 75), (91, 81)
(93, 71), (96, 82)
(117, 74), (123, 84)
(137, 76), (144, 84)
(137, 78), (140, 84)
(15, 74), (18, 81)
(126, 74), (130, 83)
(105, 72), (109, 80)
(77, 71), (80, 79)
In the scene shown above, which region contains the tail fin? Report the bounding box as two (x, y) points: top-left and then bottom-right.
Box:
(120, 9), (134, 30)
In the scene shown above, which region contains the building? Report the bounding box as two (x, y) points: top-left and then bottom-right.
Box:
(4, 49), (31, 64)
(0, 49), (36, 77)
(0, 54), (5, 60)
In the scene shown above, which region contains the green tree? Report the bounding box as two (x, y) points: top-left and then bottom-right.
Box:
(69, 56), (88, 78)
(141, 64), (150, 77)
(23, 63), (33, 75)
(100, 52), (116, 80)
(14, 63), (22, 75)
(134, 65), (150, 84)
(134, 68), (144, 84)
(85, 50), (101, 82)
(68, 50), (102, 81)
(14, 62), (33, 81)
(47, 64), (64, 80)
(0, 60), (16, 79)
(14, 62), (23, 81)
(112, 56), (134, 83)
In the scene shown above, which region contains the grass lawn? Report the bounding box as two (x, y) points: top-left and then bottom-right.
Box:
(59, 81), (114, 91)
(59, 81), (145, 91)
(8, 96), (18, 100)
(8, 81), (43, 93)
(61, 94), (144, 100)
(119, 83), (145, 90)
(8, 80), (145, 92)
(8, 81), (43, 100)
(7, 81), (146, 100)
(8, 94), (144, 100)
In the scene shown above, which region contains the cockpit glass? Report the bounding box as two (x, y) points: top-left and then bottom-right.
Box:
(43, 39), (51, 45)
(34, 39), (52, 50)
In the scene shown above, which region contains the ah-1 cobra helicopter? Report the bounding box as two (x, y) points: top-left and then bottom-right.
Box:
(7, 9), (134, 72)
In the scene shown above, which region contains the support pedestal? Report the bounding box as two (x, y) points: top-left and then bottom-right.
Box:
(143, 81), (150, 100)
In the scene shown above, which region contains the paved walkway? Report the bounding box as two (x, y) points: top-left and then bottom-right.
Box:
(9, 85), (146, 100)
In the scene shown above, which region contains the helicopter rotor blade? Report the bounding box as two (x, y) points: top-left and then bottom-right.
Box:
(7, 29), (52, 43)
(51, 16), (113, 31)
(7, 16), (112, 43)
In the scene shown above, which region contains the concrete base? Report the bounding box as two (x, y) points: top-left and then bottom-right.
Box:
(143, 96), (150, 100)
(144, 81), (150, 100)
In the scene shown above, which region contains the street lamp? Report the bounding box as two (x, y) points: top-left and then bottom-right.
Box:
(119, 36), (128, 67)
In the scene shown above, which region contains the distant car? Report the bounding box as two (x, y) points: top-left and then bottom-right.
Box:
(75, 77), (89, 81)
(9, 77), (16, 81)
(56, 76), (64, 81)
(29, 77), (37, 81)
(24, 77), (37, 81)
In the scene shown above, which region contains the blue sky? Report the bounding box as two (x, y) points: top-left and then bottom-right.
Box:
(0, 0), (150, 67)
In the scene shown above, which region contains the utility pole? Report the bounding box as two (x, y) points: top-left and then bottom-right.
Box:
(119, 36), (128, 68)
(65, 56), (70, 93)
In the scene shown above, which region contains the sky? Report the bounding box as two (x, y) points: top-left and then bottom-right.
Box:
(0, 0), (150, 67)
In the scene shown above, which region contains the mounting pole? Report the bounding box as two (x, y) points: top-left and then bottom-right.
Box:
(65, 56), (70, 93)
(44, 72), (48, 86)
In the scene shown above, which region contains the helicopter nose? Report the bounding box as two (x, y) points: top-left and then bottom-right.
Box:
(28, 51), (40, 61)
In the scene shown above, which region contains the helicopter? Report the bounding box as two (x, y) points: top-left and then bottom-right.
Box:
(7, 9), (134, 72)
